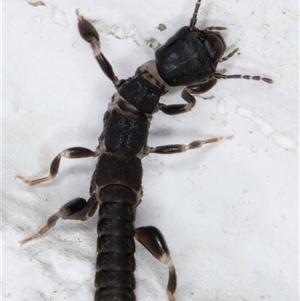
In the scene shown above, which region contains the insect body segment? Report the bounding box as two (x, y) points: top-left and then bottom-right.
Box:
(18, 1), (272, 300)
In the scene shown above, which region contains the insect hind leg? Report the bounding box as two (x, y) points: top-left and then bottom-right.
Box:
(135, 226), (176, 301)
(20, 195), (98, 246)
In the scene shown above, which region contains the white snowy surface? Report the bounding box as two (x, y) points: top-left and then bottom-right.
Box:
(2, 0), (298, 300)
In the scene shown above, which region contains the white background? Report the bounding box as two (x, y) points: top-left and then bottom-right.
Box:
(2, 0), (298, 300)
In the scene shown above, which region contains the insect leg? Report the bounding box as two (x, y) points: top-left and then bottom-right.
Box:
(135, 226), (176, 301)
(17, 147), (98, 186)
(76, 10), (123, 88)
(186, 78), (218, 94)
(158, 88), (196, 115)
(20, 195), (98, 246)
(149, 135), (232, 155)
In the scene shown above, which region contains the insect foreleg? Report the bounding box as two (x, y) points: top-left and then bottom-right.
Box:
(158, 89), (196, 115)
(186, 78), (218, 94)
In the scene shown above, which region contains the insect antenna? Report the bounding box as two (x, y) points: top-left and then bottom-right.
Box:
(190, 0), (202, 29)
(214, 73), (273, 84)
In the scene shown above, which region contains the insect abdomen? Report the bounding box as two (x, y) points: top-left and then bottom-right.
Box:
(95, 186), (137, 301)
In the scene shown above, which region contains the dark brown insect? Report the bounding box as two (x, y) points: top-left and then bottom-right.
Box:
(17, 1), (272, 300)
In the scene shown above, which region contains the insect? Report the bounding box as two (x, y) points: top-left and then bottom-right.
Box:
(17, 1), (272, 300)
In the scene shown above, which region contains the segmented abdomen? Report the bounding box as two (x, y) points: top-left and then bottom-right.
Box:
(92, 153), (143, 301)
(95, 184), (140, 301)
